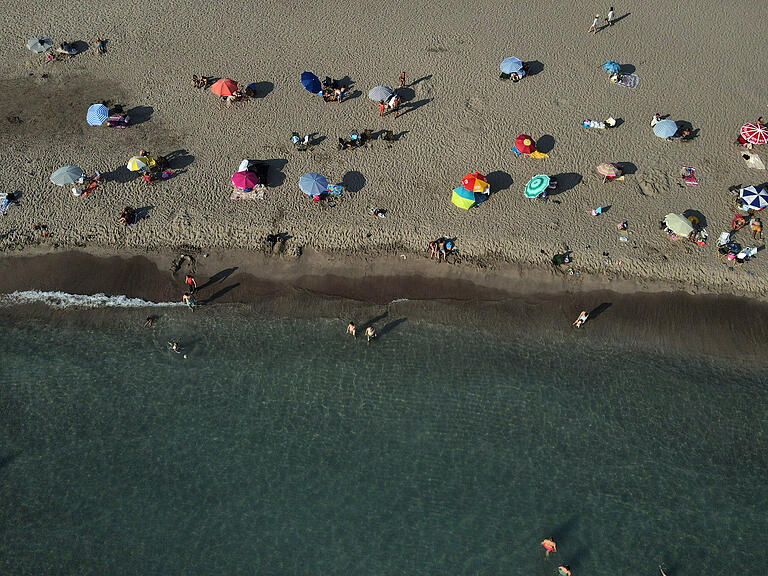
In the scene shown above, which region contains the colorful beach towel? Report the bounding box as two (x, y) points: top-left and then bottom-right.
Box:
(681, 166), (699, 186)
(617, 74), (639, 89)
(230, 186), (264, 201)
(529, 150), (549, 159)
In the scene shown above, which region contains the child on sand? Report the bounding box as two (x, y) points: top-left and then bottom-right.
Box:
(589, 14), (600, 33)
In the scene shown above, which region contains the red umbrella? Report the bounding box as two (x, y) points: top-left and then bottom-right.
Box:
(211, 78), (238, 97)
(741, 123), (768, 145)
(515, 134), (536, 154)
(231, 170), (259, 189)
(461, 171), (487, 192)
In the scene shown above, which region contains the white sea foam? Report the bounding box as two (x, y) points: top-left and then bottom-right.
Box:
(390, 298), (410, 304)
(0, 290), (184, 309)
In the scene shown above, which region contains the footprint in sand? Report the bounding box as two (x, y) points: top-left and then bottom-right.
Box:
(636, 171), (669, 197)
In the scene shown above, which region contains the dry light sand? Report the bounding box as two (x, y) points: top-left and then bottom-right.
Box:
(0, 1), (767, 296)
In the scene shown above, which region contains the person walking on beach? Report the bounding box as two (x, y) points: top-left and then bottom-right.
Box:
(541, 538), (557, 558)
(573, 310), (589, 328)
(182, 292), (195, 309)
(365, 325), (377, 342)
(750, 216), (762, 240)
(399, 71), (406, 88)
(606, 7), (615, 26)
(185, 274), (197, 293)
(346, 322), (356, 337)
(589, 14), (600, 33)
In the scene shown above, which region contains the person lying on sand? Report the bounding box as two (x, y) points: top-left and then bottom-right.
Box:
(118, 206), (136, 225)
(96, 39), (107, 54)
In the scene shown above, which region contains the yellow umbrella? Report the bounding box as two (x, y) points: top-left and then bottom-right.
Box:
(127, 156), (149, 171)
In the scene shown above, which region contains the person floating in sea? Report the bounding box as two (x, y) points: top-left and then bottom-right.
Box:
(573, 311), (589, 328)
(558, 565), (572, 576)
(346, 322), (356, 337)
(541, 538), (557, 557)
(365, 325), (377, 342)
(169, 341), (181, 353)
(144, 316), (155, 327)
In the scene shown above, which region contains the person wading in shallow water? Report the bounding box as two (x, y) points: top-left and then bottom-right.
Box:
(365, 325), (377, 342)
(541, 538), (557, 557)
(346, 322), (356, 338)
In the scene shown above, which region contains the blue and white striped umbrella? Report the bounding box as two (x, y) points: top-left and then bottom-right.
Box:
(653, 119), (678, 139)
(739, 185), (768, 211)
(299, 172), (329, 196)
(500, 57), (524, 75)
(86, 104), (109, 126)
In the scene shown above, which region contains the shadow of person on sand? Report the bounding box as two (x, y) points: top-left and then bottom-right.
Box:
(396, 98), (432, 118)
(362, 312), (388, 327)
(588, 302), (612, 321)
(380, 318), (407, 336)
(134, 206), (154, 223)
(201, 282), (240, 304)
(198, 267), (239, 291)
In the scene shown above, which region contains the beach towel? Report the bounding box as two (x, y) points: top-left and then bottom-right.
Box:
(742, 152), (766, 170)
(681, 166), (699, 186)
(617, 74), (639, 89)
(529, 151), (549, 159)
(230, 186), (264, 201)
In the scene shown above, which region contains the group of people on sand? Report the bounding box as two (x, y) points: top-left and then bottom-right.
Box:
(346, 322), (377, 342)
(378, 92), (402, 118)
(322, 77), (347, 103)
(428, 237), (455, 262)
(650, 114), (693, 141)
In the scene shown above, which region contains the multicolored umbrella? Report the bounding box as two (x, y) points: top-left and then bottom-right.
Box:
(368, 85), (394, 101)
(299, 172), (329, 196)
(86, 103), (109, 126)
(602, 61), (620, 74)
(653, 119), (678, 138)
(739, 185), (768, 210)
(300, 71), (322, 94)
(231, 170), (259, 190)
(740, 123), (768, 145)
(452, 187), (475, 210)
(500, 57), (524, 75)
(514, 134), (536, 155)
(210, 78), (238, 97)
(27, 37), (53, 53)
(50, 166), (84, 186)
(461, 172), (488, 193)
(596, 163), (620, 177)
(525, 174), (550, 198)
(127, 156), (150, 171)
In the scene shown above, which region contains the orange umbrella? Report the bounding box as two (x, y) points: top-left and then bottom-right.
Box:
(461, 171), (487, 193)
(210, 78), (238, 97)
(514, 134), (536, 155)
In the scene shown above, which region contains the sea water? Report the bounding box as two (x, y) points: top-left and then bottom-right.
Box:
(0, 296), (765, 575)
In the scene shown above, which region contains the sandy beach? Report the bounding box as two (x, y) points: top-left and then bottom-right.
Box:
(1, 1), (767, 295)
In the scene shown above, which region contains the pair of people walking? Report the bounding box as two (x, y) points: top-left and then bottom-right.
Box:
(589, 7), (615, 33)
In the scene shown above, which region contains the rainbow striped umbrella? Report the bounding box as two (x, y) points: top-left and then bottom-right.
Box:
(596, 163), (619, 177)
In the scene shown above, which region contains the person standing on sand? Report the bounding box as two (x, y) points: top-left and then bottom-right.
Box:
(541, 538), (557, 557)
(589, 14), (600, 33)
(399, 71), (406, 88)
(573, 311), (589, 328)
(750, 216), (762, 240)
(185, 274), (197, 293)
(365, 326), (377, 342)
(606, 7), (615, 26)
(346, 322), (356, 337)
(182, 292), (195, 309)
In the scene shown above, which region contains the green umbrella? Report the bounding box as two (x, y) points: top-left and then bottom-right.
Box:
(50, 165), (84, 186)
(524, 174), (550, 198)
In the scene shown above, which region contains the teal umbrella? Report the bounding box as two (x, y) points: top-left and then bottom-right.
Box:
(524, 174), (550, 198)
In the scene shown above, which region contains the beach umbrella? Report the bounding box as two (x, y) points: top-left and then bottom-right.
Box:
(461, 172), (489, 193)
(602, 61), (620, 74)
(26, 37), (52, 53)
(524, 174), (550, 198)
(300, 71), (322, 95)
(664, 213), (695, 236)
(299, 172), (329, 196)
(368, 85), (394, 102)
(739, 185), (768, 211)
(514, 134), (536, 155)
(86, 103), (109, 126)
(231, 170), (259, 190)
(451, 187), (476, 210)
(596, 163), (620, 177)
(740, 123), (768, 145)
(653, 119), (678, 138)
(210, 78), (238, 97)
(50, 165), (84, 186)
(500, 57), (524, 74)
(127, 156), (150, 171)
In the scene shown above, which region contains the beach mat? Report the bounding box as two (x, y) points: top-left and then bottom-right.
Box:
(618, 74), (639, 88)
(682, 166), (699, 186)
(741, 152), (765, 170)
(230, 187), (264, 201)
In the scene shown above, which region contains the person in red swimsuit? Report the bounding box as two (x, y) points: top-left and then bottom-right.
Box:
(541, 538), (557, 557)
(184, 274), (197, 293)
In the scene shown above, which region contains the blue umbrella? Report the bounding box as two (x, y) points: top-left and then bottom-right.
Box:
(602, 61), (620, 74)
(300, 71), (322, 94)
(653, 119), (678, 139)
(500, 57), (524, 75)
(86, 104), (109, 126)
(299, 172), (329, 196)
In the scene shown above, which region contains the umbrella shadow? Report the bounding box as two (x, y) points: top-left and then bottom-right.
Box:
(0, 451), (20, 471)
(537, 134), (555, 154)
(525, 60), (544, 77)
(588, 302), (612, 321)
(397, 98), (432, 118)
(619, 63), (635, 75)
(683, 209), (707, 228)
(135, 206), (154, 223)
(616, 161), (637, 175)
(262, 158), (288, 186)
(342, 171), (366, 193)
(198, 267), (239, 291)
(550, 172), (582, 196)
(102, 165), (136, 184)
(396, 86), (416, 102)
(380, 317), (407, 336)
(247, 81), (274, 98)
(71, 40), (89, 54)
(163, 149), (194, 169)
(126, 106), (153, 125)
(201, 282), (240, 304)
(486, 170), (513, 194)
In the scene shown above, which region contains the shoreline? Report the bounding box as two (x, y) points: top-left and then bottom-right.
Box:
(2, 246), (768, 363)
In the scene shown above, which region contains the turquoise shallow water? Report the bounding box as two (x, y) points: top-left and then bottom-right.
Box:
(0, 306), (766, 575)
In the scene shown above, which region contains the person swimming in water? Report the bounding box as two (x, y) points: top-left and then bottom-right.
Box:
(168, 341), (181, 353)
(346, 322), (356, 337)
(144, 316), (155, 327)
(365, 325), (377, 342)
(541, 538), (557, 557)
(558, 565), (571, 576)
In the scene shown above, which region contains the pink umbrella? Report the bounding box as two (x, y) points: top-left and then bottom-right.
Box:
(231, 170), (259, 189)
(741, 123), (768, 145)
